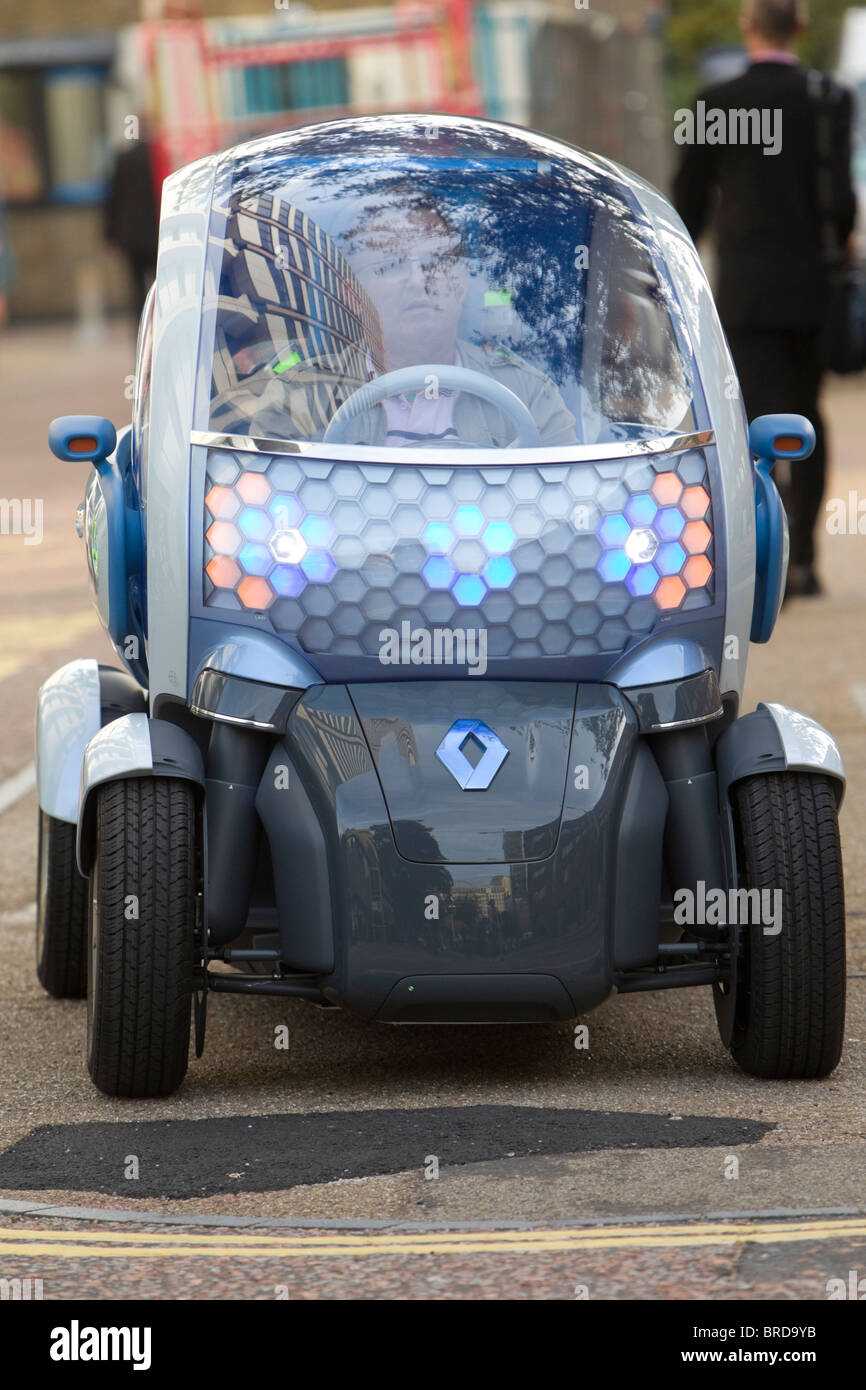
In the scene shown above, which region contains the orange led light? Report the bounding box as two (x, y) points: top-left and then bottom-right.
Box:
(651, 472), (682, 506)
(237, 576), (274, 609)
(237, 472), (271, 506)
(206, 521), (241, 554)
(654, 575), (686, 610)
(205, 485), (240, 520)
(69, 436), (97, 453)
(682, 554), (712, 589)
(681, 520), (712, 555)
(206, 555), (241, 589)
(680, 486), (709, 520)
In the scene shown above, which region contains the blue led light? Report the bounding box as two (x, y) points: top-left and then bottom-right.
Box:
(423, 522), (452, 554)
(238, 542), (273, 577)
(271, 566), (307, 597)
(453, 573), (487, 606)
(655, 507), (685, 542)
(239, 507), (272, 542)
(301, 549), (336, 582)
(300, 514), (334, 547)
(453, 505), (484, 536)
(627, 563), (659, 597)
(656, 541), (686, 576)
(598, 548), (631, 583)
(269, 493), (303, 528)
(422, 555), (455, 588)
(483, 521), (515, 554)
(483, 555), (517, 588)
(625, 493), (657, 528)
(599, 514), (630, 548)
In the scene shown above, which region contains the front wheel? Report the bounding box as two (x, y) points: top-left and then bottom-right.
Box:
(36, 810), (88, 998)
(87, 777), (199, 1097)
(727, 772), (846, 1079)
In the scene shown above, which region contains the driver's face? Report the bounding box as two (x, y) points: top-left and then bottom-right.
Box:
(351, 206), (469, 369)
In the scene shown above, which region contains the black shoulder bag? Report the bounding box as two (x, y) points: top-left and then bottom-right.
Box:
(810, 70), (866, 374)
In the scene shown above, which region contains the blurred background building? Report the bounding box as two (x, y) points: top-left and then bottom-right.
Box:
(0, 0), (670, 320)
(0, 0), (857, 321)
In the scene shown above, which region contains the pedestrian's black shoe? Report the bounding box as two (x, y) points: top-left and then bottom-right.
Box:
(785, 564), (823, 601)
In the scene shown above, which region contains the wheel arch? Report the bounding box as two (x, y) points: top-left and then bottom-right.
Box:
(36, 660), (147, 825)
(76, 714), (205, 876)
(715, 701), (846, 809)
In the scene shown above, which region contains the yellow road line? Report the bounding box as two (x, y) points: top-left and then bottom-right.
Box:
(0, 1217), (864, 1259)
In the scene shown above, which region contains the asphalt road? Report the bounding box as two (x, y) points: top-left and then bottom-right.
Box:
(1, 322), (865, 1301)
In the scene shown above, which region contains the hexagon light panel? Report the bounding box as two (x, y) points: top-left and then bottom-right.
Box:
(203, 448), (715, 659)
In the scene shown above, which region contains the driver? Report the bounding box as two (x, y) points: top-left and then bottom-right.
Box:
(338, 199), (578, 448)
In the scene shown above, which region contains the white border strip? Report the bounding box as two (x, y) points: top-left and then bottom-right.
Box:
(0, 762), (36, 816)
(0, 1199), (860, 1231)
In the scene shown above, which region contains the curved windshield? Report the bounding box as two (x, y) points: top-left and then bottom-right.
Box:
(195, 119), (700, 450)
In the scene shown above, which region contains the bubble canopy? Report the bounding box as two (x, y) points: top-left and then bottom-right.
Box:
(195, 116), (704, 452)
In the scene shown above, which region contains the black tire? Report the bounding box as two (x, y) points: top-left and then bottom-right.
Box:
(729, 772), (846, 1079)
(87, 777), (199, 1098)
(36, 810), (88, 998)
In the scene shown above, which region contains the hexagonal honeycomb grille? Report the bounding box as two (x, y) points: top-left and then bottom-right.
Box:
(202, 448), (715, 660)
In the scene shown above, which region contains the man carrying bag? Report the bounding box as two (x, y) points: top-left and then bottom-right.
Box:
(674, 0), (858, 598)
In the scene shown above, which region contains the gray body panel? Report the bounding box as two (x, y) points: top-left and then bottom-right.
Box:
(255, 680), (668, 1020)
(349, 680), (576, 863)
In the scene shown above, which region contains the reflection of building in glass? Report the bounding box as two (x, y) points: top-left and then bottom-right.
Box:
(484, 875), (512, 913)
(451, 874), (514, 919)
(217, 191), (385, 400)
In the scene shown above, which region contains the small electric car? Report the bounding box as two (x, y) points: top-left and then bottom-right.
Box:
(37, 115), (846, 1097)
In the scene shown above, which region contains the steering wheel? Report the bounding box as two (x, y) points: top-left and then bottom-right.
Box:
(321, 364), (542, 448)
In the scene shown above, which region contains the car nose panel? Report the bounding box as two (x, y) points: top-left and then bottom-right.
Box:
(349, 680), (576, 864)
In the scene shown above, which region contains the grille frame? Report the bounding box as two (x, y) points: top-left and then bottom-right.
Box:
(191, 432), (727, 683)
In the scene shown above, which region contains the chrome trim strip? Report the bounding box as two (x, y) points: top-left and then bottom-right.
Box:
(644, 706), (725, 733)
(191, 428), (715, 467)
(189, 705), (280, 732)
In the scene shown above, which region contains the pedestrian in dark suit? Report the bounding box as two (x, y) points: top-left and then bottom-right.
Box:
(104, 138), (160, 324)
(673, 0), (857, 597)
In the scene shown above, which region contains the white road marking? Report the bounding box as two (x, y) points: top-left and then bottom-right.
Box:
(851, 685), (866, 722)
(0, 903), (36, 927)
(0, 761), (35, 816)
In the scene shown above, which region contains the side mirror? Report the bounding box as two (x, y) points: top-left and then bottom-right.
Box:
(749, 413), (816, 471)
(49, 415), (116, 466)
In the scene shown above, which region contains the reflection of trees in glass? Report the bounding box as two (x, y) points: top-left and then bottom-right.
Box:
(596, 224), (693, 429)
(210, 117), (693, 431)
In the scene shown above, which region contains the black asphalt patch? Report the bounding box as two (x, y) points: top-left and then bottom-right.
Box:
(0, 1108), (773, 1199)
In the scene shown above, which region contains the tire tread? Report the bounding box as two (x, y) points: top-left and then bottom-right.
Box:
(88, 778), (196, 1097)
(731, 773), (845, 1079)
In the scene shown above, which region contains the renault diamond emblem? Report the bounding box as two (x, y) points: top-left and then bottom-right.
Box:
(435, 718), (509, 791)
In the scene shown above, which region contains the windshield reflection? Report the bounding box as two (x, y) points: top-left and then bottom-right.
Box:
(197, 118), (698, 450)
